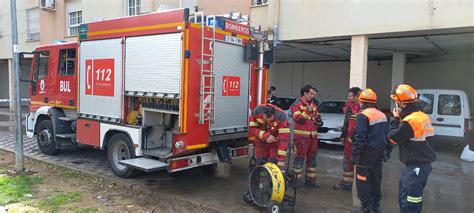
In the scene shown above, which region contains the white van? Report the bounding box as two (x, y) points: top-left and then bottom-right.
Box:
(417, 89), (472, 140)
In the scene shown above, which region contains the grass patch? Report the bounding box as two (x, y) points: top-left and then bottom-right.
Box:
(62, 170), (81, 178)
(0, 175), (43, 205)
(38, 192), (82, 212)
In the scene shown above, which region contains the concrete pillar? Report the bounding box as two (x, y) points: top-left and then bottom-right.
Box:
(8, 58), (14, 112)
(349, 35), (369, 88)
(391, 52), (406, 89)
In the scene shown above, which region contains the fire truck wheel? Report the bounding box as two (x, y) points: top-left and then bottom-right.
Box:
(107, 133), (138, 178)
(36, 119), (60, 155)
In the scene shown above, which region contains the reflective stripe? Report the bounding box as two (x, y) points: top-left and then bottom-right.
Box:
(307, 167), (316, 172)
(278, 150), (287, 156)
(389, 138), (398, 145)
(407, 196), (422, 203)
(258, 131), (266, 139)
(278, 128), (290, 133)
(293, 168), (303, 173)
(301, 112), (311, 120)
(256, 118), (265, 124)
(248, 136), (256, 141)
(342, 177), (353, 182)
(300, 106), (307, 110)
(343, 172), (354, 177)
(403, 111), (435, 142)
(293, 111), (302, 119)
(249, 122), (259, 127)
(306, 173), (316, 177)
(361, 108), (387, 126)
(294, 130), (318, 136)
(356, 174), (367, 181)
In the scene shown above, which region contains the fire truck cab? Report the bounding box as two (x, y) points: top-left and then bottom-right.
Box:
(25, 9), (270, 178)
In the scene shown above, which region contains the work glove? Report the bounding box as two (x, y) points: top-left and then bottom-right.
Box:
(266, 135), (278, 143)
(340, 138), (345, 145)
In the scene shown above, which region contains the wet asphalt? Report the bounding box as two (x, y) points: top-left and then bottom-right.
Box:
(0, 108), (472, 212)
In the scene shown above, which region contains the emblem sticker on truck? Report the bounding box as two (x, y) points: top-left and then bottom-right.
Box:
(85, 59), (115, 97)
(222, 76), (240, 96)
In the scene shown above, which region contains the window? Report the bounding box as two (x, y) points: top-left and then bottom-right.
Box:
(58, 49), (76, 75)
(127, 0), (141, 16)
(68, 11), (82, 36)
(26, 8), (40, 41)
(36, 51), (50, 80)
(419, 94), (434, 114)
(438, 95), (462, 116)
(252, 0), (268, 5)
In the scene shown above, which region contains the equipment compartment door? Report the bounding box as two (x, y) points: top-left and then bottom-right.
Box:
(211, 42), (250, 132)
(125, 33), (183, 95)
(79, 38), (123, 119)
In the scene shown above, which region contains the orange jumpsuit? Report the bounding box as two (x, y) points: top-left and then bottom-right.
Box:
(249, 104), (290, 166)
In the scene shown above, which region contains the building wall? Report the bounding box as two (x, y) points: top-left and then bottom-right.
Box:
(198, 0), (251, 15)
(276, 0), (474, 41)
(0, 0), (40, 59)
(0, 61), (9, 106)
(406, 57), (474, 110)
(270, 55), (473, 111)
(40, 0), (68, 45)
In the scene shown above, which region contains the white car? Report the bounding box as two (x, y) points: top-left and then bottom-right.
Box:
(317, 101), (346, 145)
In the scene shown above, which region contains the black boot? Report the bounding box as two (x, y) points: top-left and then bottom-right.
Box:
(352, 209), (373, 213)
(372, 206), (380, 213)
(333, 182), (352, 191)
(372, 202), (381, 213)
(352, 206), (373, 213)
(305, 181), (321, 188)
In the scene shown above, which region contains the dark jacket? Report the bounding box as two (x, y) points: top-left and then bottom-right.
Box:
(352, 108), (389, 158)
(388, 103), (436, 165)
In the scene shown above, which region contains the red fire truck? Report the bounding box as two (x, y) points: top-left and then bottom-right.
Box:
(24, 9), (270, 177)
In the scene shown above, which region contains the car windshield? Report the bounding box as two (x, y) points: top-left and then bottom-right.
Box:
(318, 101), (345, 114)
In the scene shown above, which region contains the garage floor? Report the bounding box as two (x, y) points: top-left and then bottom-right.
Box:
(0, 108), (473, 212)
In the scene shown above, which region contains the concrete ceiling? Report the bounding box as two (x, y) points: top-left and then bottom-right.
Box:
(274, 31), (474, 63)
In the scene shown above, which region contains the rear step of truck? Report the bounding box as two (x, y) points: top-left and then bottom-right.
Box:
(119, 158), (168, 172)
(142, 148), (172, 158)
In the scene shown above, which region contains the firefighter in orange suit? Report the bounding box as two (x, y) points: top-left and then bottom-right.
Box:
(334, 87), (362, 191)
(249, 104), (290, 168)
(388, 84), (436, 213)
(290, 85), (323, 187)
(352, 89), (388, 213)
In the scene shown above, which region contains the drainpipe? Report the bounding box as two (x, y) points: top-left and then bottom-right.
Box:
(272, 0), (280, 47)
(257, 40), (264, 104)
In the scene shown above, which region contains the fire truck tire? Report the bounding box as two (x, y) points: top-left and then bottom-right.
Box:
(107, 133), (139, 178)
(36, 119), (61, 155)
